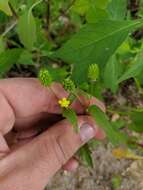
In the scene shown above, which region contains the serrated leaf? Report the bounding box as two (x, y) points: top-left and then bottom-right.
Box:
(88, 105), (127, 145)
(118, 53), (143, 83)
(0, 0), (12, 16)
(56, 19), (142, 84)
(18, 9), (37, 50)
(79, 145), (93, 167)
(0, 48), (22, 77)
(63, 108), (78, 132)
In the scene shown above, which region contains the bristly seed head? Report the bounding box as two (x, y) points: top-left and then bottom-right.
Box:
(38, 68), (53, 87)
(88, 64), (99, 82)
(63, 78), (76, 92)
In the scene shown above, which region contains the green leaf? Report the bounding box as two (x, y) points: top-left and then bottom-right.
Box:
(88, 139), (101, 149)
(63, 108), (78, 132)
(111, 175), (122, 189)
(88, 105), (127, 145)
(0, 48), (22, 77)
(18, 9), (37, 50)
(103, 56), (118, 93)
(0, 0), (12, 16)
(46, 66), (68, 83)
(0, 37), (5, 54)
(10, 0), (21, 10)
(118, 53), (143, 83)
(79, 145), (93, 167)
(56, 19), (142, 84)
(129, 111), (143, 133)
(86, 7), (109, 23)
(108, 0), (127, 20)
(111, 119), (125, 130)
(72, 0), (90, 15)
(94, 0), (110, 9)
(18, 50), (34, 65)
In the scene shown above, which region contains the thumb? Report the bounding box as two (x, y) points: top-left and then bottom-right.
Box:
(0, 116), (103, 190)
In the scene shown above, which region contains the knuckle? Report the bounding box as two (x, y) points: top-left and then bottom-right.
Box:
(54, 136), (70, 166)
(39, 134), (69, 167)
(0, 91), (15, 134)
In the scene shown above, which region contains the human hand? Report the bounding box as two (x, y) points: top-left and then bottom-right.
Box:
(0, 78), (105, 190)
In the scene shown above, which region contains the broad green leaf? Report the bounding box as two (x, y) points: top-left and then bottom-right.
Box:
(129, 111), (143, 133)
(86, 7), (109, 23)
(111, 119), (125, 130)
(18, 10), (37, 50)
(56, 19), (142, 84)
(79, 145), (93, 167)
(88, 105), (127, 145)
(103, 56), (118, 93)
(0, 48), (22, 77)
(86, 0), (110, 23)
(72, 0), (90, 15)
(108, 0), (127, 20)
(93, 0), (110, 9)
(46, 66), (68, 82)
(0, 0), (12, 16)
(18, 50), (34, 65)
(118, 53), (143, 83)
(63, 108), (78, 132)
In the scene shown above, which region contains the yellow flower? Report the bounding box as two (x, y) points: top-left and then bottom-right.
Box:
(58, 98), (70, 108)
(112, 148), (143, 160)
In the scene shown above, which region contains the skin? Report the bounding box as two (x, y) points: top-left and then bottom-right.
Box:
(0, 78), (105, 190)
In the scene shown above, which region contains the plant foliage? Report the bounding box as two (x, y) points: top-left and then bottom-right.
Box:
(1, 0), (143, 166)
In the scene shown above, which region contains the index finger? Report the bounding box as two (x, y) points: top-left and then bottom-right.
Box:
(0, 78), (105, 119)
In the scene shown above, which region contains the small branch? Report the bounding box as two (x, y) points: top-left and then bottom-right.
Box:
(46, 0), (51, 30)
(2, 21), (17, 37)
(8, 2), (18, 19)
(1, 2), (18, 37)
(64, 0), (76, 14)
(45, 0), (54, 42)
(52, 0), (76, 22)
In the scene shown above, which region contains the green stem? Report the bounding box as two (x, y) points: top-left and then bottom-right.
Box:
(2, 21), (17, 37)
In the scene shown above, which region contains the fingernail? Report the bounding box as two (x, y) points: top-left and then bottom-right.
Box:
(80, 123), (95, 143)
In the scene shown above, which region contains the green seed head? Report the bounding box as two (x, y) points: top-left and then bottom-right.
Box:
(88, 64), (99, 81)
(38, 68), (53, 87)
(63, 78), (76, 92)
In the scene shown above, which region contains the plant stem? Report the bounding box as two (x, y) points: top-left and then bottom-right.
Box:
(52, 0), (76, 22)
(8, 2), (18, 19)
(45, 0), (51, 40)
(2, 21), (17, 37)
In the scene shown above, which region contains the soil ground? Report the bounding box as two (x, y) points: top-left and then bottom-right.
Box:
(45, 81), (143, 190)
(46, 144), (142, 190)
